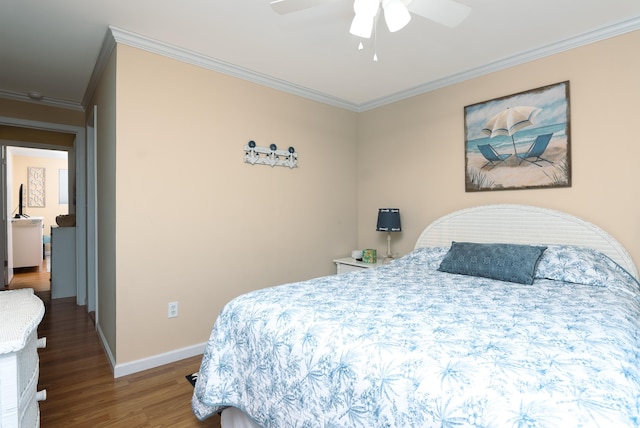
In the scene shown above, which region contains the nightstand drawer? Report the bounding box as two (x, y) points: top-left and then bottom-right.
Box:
(333, 257), (383, 274)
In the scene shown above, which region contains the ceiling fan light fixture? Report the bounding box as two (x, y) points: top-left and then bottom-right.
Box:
(350, 0), (379, 38)
(349, 14), (375, 38)
(353, 0), (380, 16)
(382, 0), (411, 32)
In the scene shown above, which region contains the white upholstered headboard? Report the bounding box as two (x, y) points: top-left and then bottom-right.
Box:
(415, 204), (638, 279)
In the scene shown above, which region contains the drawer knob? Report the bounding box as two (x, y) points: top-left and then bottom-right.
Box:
(36, 389), (47, 401)
(37, 337), (47, 348)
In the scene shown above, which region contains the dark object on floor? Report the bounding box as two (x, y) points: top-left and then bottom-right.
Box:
(186, 372), (199, 387)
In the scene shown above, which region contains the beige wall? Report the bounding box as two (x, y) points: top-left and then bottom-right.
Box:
(112, 45), (358, 363)
(4, 28), (639, 372)
(358, 30), (640, 266)
(11, 154), (69, 235)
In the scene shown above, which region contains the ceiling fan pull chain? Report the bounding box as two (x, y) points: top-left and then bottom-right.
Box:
(373, 15), (379, 61)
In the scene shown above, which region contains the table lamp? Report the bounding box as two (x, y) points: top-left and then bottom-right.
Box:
(376, 208), (401, 259)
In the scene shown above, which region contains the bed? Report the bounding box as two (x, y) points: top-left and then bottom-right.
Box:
(192, 204), (640, 427)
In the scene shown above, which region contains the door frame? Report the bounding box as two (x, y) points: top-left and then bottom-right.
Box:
(0, 115), (92, 310)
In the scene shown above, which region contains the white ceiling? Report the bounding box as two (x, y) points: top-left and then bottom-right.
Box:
(1, 0), (639, 112)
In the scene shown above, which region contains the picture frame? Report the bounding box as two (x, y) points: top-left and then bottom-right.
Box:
(28, 166), (45, 207)
(464, 81), (571, 192)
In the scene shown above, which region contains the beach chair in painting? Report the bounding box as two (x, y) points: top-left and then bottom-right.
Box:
(516, 133), (554, 167)
(478, 144), (511, 170)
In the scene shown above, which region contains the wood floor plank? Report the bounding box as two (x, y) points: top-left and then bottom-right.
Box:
(34, 291), (221, 427)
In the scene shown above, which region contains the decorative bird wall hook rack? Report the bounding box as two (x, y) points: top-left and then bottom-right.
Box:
(244, 140), (298, 168)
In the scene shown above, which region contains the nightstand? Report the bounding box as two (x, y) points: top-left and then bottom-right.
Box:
(333, 257), (384, 274)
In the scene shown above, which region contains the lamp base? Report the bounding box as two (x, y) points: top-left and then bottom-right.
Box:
(385, 232), (394, 260)
(384, 250), (397, 258)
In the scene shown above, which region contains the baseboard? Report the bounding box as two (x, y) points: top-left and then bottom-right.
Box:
(96, 322), (206, 378)
(113, 342), (206, 378)
(96, 323), (116, 372)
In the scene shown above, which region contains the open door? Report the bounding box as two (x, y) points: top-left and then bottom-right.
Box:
(86, 106), (98, 319)
(1, 146), (19, 287)
(1, 145), (8, 287)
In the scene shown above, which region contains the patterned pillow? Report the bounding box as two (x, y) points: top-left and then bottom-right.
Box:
(402, 246), (450, 270)
(535, 245), (634, 286)
(438, 242), (547, 285)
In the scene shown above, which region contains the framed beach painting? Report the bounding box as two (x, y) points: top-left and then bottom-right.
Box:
(464, 81), (571, 192)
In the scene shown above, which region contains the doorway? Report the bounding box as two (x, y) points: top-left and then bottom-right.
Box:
(4, 146), (69, 293)
(0, 115), (94, 318)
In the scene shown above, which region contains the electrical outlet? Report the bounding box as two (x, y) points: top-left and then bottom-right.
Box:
(168, 301), (178, 318)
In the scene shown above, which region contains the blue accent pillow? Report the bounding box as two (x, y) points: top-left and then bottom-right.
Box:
(438, 242), (547, 284)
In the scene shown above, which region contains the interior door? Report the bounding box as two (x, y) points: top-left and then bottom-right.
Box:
(86, 106), (98, 318)
(1, 145), (7, 286)
(1, 146), (17, 286)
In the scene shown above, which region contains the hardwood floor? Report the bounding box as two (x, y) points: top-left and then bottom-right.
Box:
(7, 255), (51, 292)
(34, 291), (221, 427)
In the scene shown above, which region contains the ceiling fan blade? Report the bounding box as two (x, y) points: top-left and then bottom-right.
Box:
(270, 0), (340, 14)
(407, 0), (471, 28)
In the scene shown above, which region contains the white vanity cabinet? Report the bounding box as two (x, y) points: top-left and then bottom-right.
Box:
(0, 288), (47, 427)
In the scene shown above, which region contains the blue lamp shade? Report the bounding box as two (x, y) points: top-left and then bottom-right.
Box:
(376, 208), (401, 232)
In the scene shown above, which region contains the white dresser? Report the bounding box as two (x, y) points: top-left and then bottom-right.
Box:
(0, 289), (47, 428)
(11, 218), (44, 269)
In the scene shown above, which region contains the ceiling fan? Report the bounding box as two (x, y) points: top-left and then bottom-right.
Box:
(270, 0), (471, 38)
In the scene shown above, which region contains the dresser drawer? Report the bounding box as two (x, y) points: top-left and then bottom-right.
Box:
(0, 289), (46, 428)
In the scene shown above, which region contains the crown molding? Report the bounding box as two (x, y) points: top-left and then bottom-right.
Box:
(360, 16), (640, 111)
(0, 89), (84, 112)
(106, 26), (359, 111)
(81, 29), (117, 111)
(14, 16), (640, 114)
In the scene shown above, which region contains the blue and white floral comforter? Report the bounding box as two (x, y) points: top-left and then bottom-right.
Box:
(192, 246), (640, 427)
